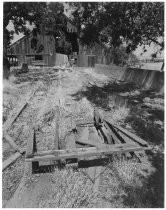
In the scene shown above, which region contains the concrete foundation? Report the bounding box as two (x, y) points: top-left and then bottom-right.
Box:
(95, 64), (164, 93)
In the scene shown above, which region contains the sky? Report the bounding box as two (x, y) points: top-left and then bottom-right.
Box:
(6, 3), (163, 60)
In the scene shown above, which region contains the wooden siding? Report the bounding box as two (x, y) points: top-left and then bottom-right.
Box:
(79, 42), (106, 57)
(7, 32), (56, 66)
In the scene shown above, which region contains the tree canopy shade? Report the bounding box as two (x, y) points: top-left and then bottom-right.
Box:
(69, 2), (164, 53)
(4, 2), (78, 56)
(3, 2), (65, 50)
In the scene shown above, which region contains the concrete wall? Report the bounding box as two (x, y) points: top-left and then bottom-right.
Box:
(95, 64), (164, 93)
(122, 67), (164, 93)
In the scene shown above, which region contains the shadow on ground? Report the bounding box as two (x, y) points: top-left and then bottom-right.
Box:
(71, 81), (164, 208)
(71, 82), (136, 110)
(122, 150), (164, 208)
(71, 82), (164, 146)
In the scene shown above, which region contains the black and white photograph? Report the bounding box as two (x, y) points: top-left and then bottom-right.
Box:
(2, 1), (164, 208)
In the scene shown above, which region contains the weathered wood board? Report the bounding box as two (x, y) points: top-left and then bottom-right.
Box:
(26, 143), (150, 162)
(26, 129), (35, 158)
(3, 152), (22, 171)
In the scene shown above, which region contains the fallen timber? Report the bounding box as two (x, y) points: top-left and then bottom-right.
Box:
(3, 85), (39, 133)
(25, 108), (150, 166)
(2, 85), (40, 171)
(3, 152), (22, 171)
(26, 143), (150, 162)
(94, 108), (148, 147)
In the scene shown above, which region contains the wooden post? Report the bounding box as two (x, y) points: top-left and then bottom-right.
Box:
(26, 128), (35, 158)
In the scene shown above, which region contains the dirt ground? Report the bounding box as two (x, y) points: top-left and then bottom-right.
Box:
(3, 66), (164, 208)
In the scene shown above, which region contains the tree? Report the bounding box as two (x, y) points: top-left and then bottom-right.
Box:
(69, 2), (164, 53)
(3, 2), (66, 78)
(3, 2), (65, 50)
(4, 2), (46, 49)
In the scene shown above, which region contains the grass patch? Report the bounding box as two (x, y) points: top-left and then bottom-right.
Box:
(39, 168), (98, 208)
(99, 153), (164, 208)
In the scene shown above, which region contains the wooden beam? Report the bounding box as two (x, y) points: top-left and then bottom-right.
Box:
(25, 128), (35, 158)
(115, 128), (143, 162)
(94, 109), (148, 147)
(26, 143), (150, 162)
(3, 133), (24, 154)
(3, 152), (22, 171)
(94, 109), (121, 144)
(100, 125), (113, 144)
(76, 123), (94, 127)
(3, 102), (28, 133)
(94, 108), (103, 128)
(110, 122), (148, 146)
(103, 121), (123, 144)
(3, 86), (38, 133)
(76, 139), (102, 147)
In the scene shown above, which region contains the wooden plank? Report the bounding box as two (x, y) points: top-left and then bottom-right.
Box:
(97, 129), (105, 143)
(26, 143), (151, 162)
(3, 102), (28, 132)
(109, 122), (148, 146)
(55, 106), (60, 150)
(103, 121), (123, 144)
(33, 143), (150, 157)
(76, 122), (94, 127)
(99, 125), (113, 144)
(25, 129), (35, 158)
(104, 122), (134, 159)
(3, 86), (38, 133)
(76, 139), (102, 147)
(3, 152), (22, 171)
(94, 108), (103, 128)
(3, 133), (22, 153)
(95, 109), (148, 146)
(115, 128), (143, 161)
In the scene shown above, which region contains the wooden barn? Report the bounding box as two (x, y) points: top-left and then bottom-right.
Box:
(77, 41), (111, 67)
(6, 14), (111, 68)
(7, 30), (56, 67)
(6, 14), (79, 67)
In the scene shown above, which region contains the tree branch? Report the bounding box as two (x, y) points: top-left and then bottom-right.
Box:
(148, 37), (163, 48)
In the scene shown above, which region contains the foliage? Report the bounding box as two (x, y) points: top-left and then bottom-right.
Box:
(69, 2), (164, 53)
(3, 2), (79, 57)
(55, 37), (72, 56)
(3, 2), (65, 50)
(4, 2), (46, 49)
(110, 46), (130, 65)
